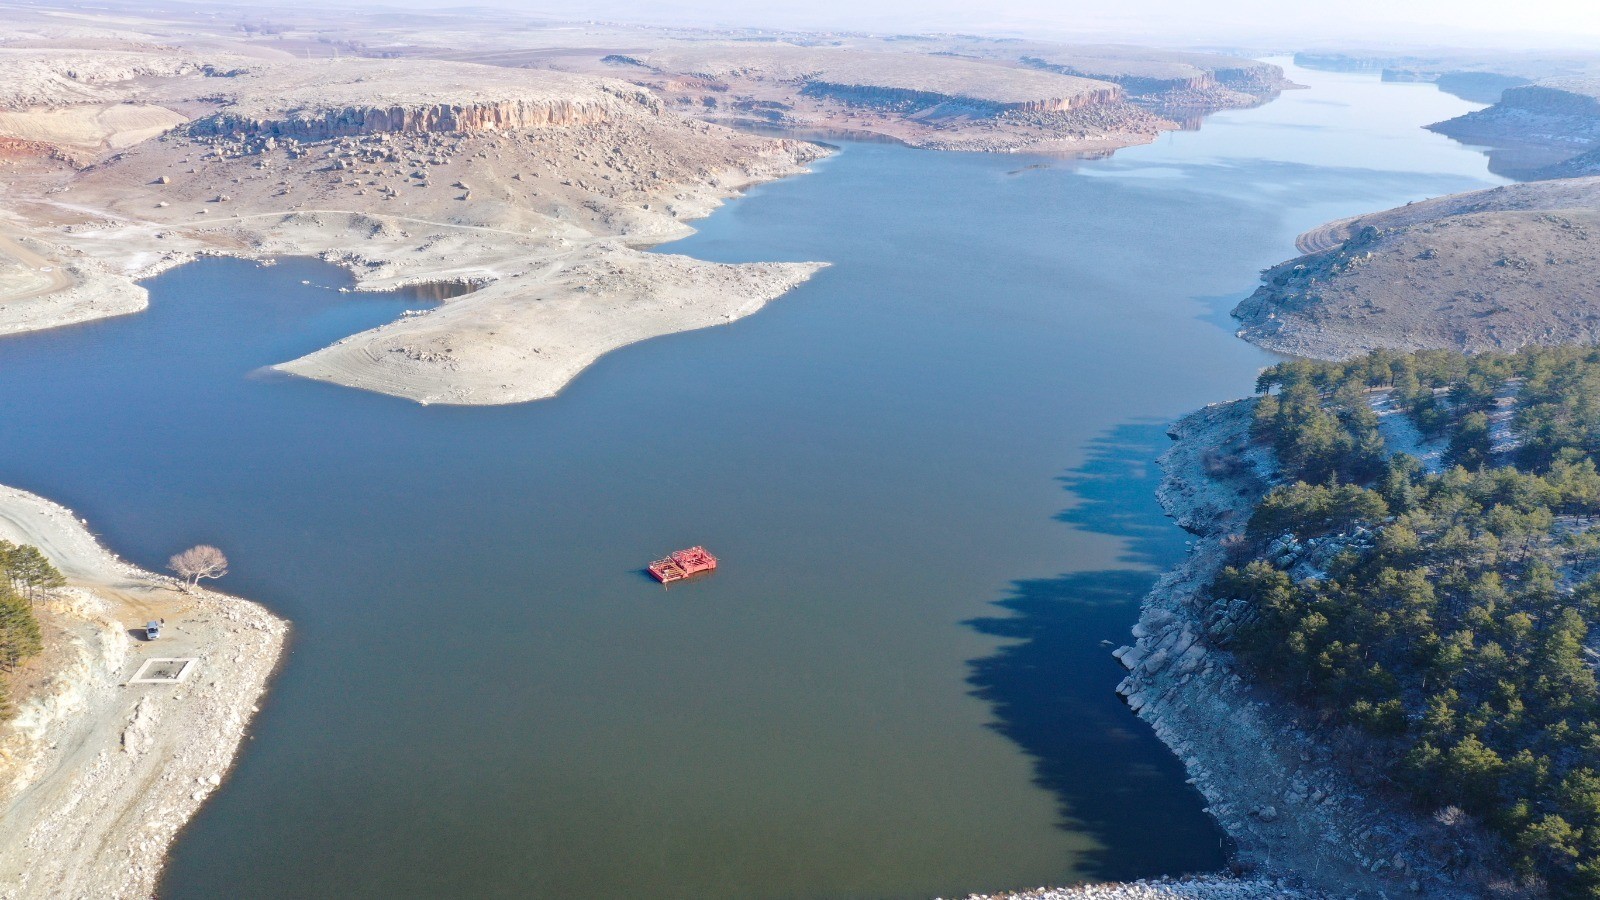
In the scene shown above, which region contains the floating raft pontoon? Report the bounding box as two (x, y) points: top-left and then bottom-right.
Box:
(648, 546), (718, 583)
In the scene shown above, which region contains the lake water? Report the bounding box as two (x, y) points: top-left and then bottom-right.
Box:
(0, 62), (1503, 898)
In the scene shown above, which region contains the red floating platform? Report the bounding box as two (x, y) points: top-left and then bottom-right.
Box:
(648, 546), (718, 583)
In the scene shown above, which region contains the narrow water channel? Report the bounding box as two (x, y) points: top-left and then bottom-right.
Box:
(0, 61), (1503, 898)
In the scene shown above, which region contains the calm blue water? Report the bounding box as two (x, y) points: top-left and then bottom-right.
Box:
(0, 62), (1502, 898)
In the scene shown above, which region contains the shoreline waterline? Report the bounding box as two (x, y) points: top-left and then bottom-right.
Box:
(0, 484), (287, 899)
(0, 61), (1508, 898)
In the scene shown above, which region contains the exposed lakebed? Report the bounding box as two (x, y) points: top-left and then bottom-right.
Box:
(0, 62), (1503, 898)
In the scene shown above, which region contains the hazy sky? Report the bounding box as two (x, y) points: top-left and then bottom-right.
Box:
(488, 0), (1600, 49)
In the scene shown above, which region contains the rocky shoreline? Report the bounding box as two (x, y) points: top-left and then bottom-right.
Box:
(0, 484), (287, 899)
(1106, 401), (1516, 898)
(957, 874), (1326, 899)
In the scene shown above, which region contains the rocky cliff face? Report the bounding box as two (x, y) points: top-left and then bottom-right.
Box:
(1019, 57), (1210, 95)
(1429, 71), (1532, 103)
(1428, 76), (1600, 173)
(188, 97), (629, 140)
(175, 58), (663, 144)
(798, 79), (1121, 115)
(1018, 56), (1288, 112)
(1210, 63), (1291, 96)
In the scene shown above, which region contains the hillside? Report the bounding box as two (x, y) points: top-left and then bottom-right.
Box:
(1233, 178), (1600, 359)
(1430, 77), (1600, 178)
(590, 44), (1161, 153)
(383, 30), (1290, 154)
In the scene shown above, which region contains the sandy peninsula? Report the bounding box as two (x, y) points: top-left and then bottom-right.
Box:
(0, 7), (1291, 407)
(0, 47), (829, 406)
(0, 483), (286, 900)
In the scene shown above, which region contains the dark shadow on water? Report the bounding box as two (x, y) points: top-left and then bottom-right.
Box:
(1054, 421), (1190, 573)
(965, 421), (1229, 883)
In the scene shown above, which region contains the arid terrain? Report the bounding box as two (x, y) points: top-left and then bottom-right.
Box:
(0, 484), (285, 900)
(1429, 76), (1600, 178)
(0, 4), (1316, 896)
(1233, 177), (1600, 359)
(0, 46), (829, 405)
(568, 41), (1290, 152)
(0, 4), (1291, 406)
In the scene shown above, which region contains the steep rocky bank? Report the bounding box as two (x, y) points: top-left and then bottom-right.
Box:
(1016, 49), (1292, 114)
(179, 58), (664, 142)
(798, 79), (1123, 115)
(188, 98), (627, 141)
(1111, 401), (1516, 898)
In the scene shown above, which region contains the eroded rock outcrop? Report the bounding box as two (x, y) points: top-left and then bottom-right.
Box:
(178, 58), (661, 143)
(188, 98), (627, 141)
(1014, 48), (1291, 113)
(798, 79), (1121, 115)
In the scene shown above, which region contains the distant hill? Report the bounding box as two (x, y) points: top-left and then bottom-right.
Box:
(1233, 178), (1600, 359)
(1430, 77), (1600, 178)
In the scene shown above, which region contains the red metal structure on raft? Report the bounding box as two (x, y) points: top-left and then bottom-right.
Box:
(648, 546), (718, 583)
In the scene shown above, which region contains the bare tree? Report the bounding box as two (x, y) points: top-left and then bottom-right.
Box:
(168, 545), (228, 586)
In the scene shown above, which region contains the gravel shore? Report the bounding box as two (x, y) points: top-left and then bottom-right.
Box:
(0, 484), (287, 899)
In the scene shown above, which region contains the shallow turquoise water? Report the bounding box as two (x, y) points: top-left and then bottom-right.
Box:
(0, 62), (1502, 898)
